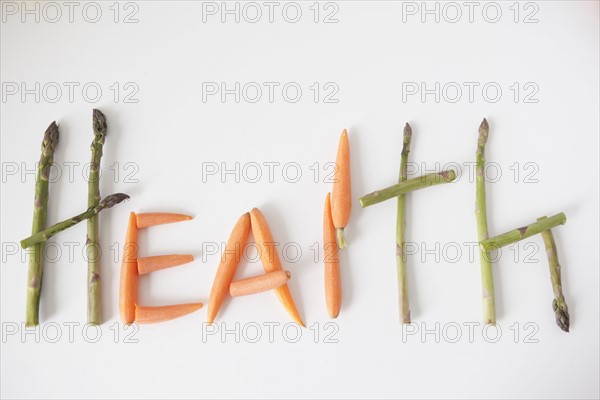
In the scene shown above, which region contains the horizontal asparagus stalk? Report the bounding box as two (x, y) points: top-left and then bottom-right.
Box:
(538, 217), (570, 332)
(480, 212), (566, 251)
(359, 170), (456, 208)
(20, 193), (129, 249)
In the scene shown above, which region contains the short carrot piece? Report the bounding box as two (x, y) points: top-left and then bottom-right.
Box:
(207, 213), (252, 324)
(119, 212), (138, 324)
(137, 254), (194, 275)
(134, 303), (203, 324)
(250, 207), (305, 327)
(331, 129), (352, 249)
(323, 193), (342, 318)
(135, 212), (192, 229)
(230, 270), (291, 297)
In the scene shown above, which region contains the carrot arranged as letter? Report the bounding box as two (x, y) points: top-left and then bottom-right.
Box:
(135, 212), (192, 229)
(250, 207), (304, 327)
(323, 193), (342, 318)
(207, 213), (252, 324)
(331, 129), (351, 249)
(230, 270), (291, 297)
(119, 212), (138, 324)
(135, 303), (203, 324)
(137, 254), (194, 275)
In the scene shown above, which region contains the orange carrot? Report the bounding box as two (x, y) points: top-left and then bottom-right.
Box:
(137, 254), (194, 275)
(134, 303), (203, 324)
(250, 207), (304, 327)
(331, 129), (351, 249)
(135, 212), (192, 229)
(206, 213), (252, 324)
(119, 212), (138, 324)
(323, 193), (342, 318)
(230, 270), (291, 297)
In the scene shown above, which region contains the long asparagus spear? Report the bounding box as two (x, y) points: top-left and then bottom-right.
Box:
(397, 123), (412, 323)
(25, 122), (59, 327)
(538, 217), (570, 332)
(359, 170), (456, 208)
(476, 118), (495, 325)
(87, 109), (107, 325)
(20, 193), (129, 249)
(480, 213), (566, 250)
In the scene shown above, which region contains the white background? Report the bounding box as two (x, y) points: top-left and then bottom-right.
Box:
(1, 1), (599, 399)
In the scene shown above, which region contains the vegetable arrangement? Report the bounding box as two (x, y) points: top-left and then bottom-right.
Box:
(360, 124), (456, 323)
(119, 212), (200, 325)
(474, 119), (569, 330)
(21, 112), (129, 327)
(18, 115), (571, 332)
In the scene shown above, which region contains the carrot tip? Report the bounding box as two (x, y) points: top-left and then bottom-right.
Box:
(135, 212), (193, 229)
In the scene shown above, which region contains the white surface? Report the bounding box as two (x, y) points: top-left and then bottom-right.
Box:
(1, 1), (599, 399)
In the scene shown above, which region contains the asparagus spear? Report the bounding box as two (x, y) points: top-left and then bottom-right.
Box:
(480, 213), (566, 250)
(538, 217), (570, 332)
(25, 121), (59, 327)
(476, 118), (495, 325)
(397, 123), (412, 323)
(359, 170), (456, 208)
(20, 193), (129, 249)
(87, 109), (107, 325)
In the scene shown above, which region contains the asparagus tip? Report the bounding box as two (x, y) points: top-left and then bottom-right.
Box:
(99, 193), (130, 208)
(43, 121), (59, 153)
(403, 123), (412, 144)
(478, 118), (489, 144)
(553, 299), (570, 332)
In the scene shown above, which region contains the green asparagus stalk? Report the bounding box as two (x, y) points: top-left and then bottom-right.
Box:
(359, 170), (456, 208)
(396, 123), (412, 323)
(538, 217), (570, 332)
(480, 213), (566, 251)
(26, 121), (59, 327)
(20, 193), (129, 249)
(476, 118), (495, 325)
(87, 109), (107, 325)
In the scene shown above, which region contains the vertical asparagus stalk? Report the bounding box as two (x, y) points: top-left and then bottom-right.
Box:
(87, 109), (107, 325)
(476, 118), (496, 325)
(26, 121), (59, 327)
(396, 123), (412, 323)
(20, 193), (130, 249)
(538, 217), (570, 332)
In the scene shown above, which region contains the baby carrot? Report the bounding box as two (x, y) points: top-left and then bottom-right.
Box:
(137, 254), (194, 275)
(250, 207), (304, 327)
(207, 213), (252, 324)
(135, 212), (192, 229)
(134, 303), (203, 324)
(331, 129), (351, 249)
(230, 270), (291, 297)
(119, 212), (138, 324)
(323, 193), (342, 318)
